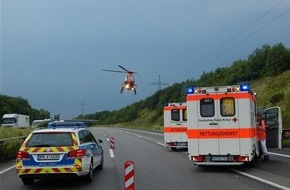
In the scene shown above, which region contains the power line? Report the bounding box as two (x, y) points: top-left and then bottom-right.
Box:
(210, 0), (285, 54)
(270, 31), (290, 44)
(203, 1), (288, 70)
(204, 8), (290, 67)
(80, 101), (87, 115)
(149, 74), (169, 92)
(175, 0), (287, 78)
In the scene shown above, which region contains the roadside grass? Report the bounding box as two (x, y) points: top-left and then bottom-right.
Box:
(119, 124), (163, 132)
(111, 108), (164, 132)
(0, 127), (32, 139)
(282, 139), (290, 148)
(251, 70), (290, 129)
(0, 128), (32, 162)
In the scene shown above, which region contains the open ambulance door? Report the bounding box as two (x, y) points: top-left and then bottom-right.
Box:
(260, 107), (282, 149)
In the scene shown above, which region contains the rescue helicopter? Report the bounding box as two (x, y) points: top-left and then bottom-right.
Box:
(102, 65), (137, 95)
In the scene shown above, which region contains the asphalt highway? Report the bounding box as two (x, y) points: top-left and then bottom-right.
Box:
(1, 127), (290, 190)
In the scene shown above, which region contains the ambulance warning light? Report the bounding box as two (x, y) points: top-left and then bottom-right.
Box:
(186, 87), (194, 94)
(240, 84), (250, 91)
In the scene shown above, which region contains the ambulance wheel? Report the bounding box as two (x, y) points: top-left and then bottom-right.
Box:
(21, 177), (34, 185)
(245, 160), (255, 167)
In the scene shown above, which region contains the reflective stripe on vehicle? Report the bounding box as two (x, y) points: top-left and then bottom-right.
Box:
(164, 127), (187, 133)
(187, 128), (256, 139)
(16, 158), (82, 174)
(186, 92), (254, 101)
(71, 133), (78, 146)
(20, 146), (78, 153)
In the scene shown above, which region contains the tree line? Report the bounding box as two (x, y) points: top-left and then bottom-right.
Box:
(77, 43), (290, 126)
(0, 95), (50, 124)
(1, 43), (288, 126)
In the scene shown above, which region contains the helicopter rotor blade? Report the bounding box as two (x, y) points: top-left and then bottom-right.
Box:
(102, 69), (127, 73)
(118, 65), (130, 72)
(118, 65), (138, 74)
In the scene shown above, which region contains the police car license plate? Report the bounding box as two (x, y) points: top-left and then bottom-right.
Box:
(38, 154), (60, 160)
(211, 156), (228, 161)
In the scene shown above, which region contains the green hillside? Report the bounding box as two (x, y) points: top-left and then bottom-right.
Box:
(0, 95), (50, 124)
(129, 70), (290, 130)
(78, 43), (290, 130)
(251, 70), (290, 128)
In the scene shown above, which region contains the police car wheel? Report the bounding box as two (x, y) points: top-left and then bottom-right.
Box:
(85, 161), (94, 182)
(98, 154), (104, 170)
(21, 177), (34, 185)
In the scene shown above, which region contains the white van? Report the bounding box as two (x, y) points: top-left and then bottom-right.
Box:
(2, 114), (30, 128)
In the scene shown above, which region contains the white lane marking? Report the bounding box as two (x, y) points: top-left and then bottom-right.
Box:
(107, 138), (110, 141)
(121, 129), (163, 136)
(109, 149), (115, 158)
(232, 169), (290, 190)
(268, 152), (290, 158)
(0, 165), (15, 174)
(156, 142), (166, 147)
(136, 135), (143, 139)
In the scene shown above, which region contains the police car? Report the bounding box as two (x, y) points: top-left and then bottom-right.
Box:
(16, 126), (104, 184)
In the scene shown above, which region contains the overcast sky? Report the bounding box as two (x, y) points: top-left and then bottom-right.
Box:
(1, 0), (289, 119)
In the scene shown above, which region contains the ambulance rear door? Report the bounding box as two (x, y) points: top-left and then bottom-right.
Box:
(168, 106), (187, 143)
(218, 96), (240, 155)
(197, 94), (240, 156)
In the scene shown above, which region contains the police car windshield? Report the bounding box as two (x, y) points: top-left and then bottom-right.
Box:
(26, 132), (73, 147)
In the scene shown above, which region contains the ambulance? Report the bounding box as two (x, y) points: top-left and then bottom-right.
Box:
(164, 102), (188, 150)
(186, 84), (260, 165)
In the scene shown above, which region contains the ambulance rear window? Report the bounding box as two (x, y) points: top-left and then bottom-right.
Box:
(171, 109), (180, 121)
(220, 98), (235, 116)
(200, 98), (214, 117)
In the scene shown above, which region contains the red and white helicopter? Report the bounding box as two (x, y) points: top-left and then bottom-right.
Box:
(102, 65), (137, 95)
